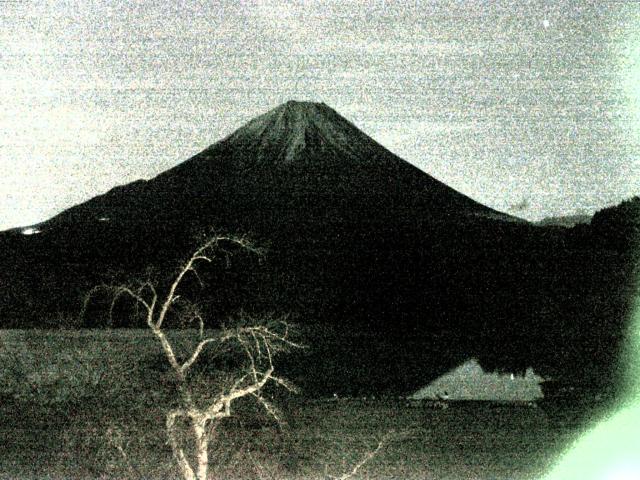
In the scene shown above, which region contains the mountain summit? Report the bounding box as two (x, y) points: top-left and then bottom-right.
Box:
(219, 100), (385, 165)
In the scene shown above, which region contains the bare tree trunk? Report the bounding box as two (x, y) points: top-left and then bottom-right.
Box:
(194, 418), (209, 480)
(167, 412), (197, 480)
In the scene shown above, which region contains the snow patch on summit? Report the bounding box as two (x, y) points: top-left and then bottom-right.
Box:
(221, 100), (379, 164)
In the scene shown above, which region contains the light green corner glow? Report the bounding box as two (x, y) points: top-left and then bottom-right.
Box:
(542, 403), (640, 479)
(543, 291), (640, 480)
(543, 9), (640, 478)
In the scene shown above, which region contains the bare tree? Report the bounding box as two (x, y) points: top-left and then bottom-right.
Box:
(84, 235), (301, 480)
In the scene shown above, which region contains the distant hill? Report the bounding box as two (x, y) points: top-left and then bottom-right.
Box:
(0, 102), (636, 398)
(536, 214), (592, 228)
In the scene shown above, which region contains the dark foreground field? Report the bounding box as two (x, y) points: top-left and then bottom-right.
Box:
(0, 330), (604, 479)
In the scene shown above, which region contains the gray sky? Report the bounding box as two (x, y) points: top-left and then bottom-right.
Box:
(1, 0), (639, 230)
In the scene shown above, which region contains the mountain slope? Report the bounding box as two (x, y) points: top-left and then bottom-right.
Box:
(41, 101), (517, 235)
(536, 214), (592, 227)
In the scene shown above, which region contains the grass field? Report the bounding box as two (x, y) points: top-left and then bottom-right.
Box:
(0, 329), (601, 479)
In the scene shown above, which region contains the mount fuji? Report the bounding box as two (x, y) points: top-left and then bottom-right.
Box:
(0, 101), (633, 396)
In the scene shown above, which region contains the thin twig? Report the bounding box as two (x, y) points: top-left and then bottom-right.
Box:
(327, 433), (391, 480)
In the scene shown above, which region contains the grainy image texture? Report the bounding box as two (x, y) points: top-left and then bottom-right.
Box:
(1, 1), (639, 479)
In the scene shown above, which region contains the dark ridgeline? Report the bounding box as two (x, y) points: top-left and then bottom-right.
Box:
(0, 101), (638, 398)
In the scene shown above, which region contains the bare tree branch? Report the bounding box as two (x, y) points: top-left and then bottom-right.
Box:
(87, 234), (298, 480)
(106, 426), (144, 480)
(251, 392), (283, 425)
(327, 433), (391, 480)
(269, 374), (299, 393)
(180, 337), (219, 374)
(155, 234), (259, 330)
